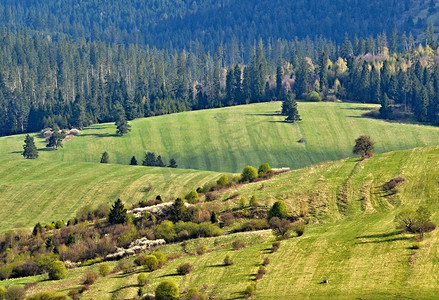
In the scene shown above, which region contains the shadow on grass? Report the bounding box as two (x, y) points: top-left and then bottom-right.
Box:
(208, 264), (226, 268)
(341, 106), (374, 111)
(78, 133), (118, 138)
(110, 284), (139, 294)
(247, 113), (281, 117)
(355, 236), (412, 245)
(114, 269), (144, 278)
(356, 230), (403, 239)
(159, 273), (179, 278)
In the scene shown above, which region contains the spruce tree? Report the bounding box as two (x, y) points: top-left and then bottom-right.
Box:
(130, 156), (138, 165)
(282, 93), (301, 123)
(157, 155), (165, 167)
(143, 152), (157, 166)
(115, 104), (131, 136)
(108, 199), (127, 224)
(100, 151), (109, 163)
(22, 134), (38, 159)
(168, 158), (178, 168)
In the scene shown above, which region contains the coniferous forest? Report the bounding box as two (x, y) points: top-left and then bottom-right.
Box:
(0, 0), (439, 136)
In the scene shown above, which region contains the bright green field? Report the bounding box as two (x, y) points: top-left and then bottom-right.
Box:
(3, 102), (439, 173)
(5, 146), (439, 299)
(0, 159), (220, 232)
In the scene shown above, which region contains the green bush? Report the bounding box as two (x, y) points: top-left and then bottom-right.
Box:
(244, 283), (256, 297)
(185, 190), (199, 203)
(48, 261), (67, 280)
(0, 264), (13, 280)
(0, 286), (6, 300)
(155, 279), (180, 300)
(143, 255), (159, 271)
(268, 200), (289, 220)
(152, 251), (167, 266)
(217, 174), (230, 187)
(239, 197), (247, 208)
(224, 255), (233, 266)
(99, 262), (111, 277)
(258, 163), (272, 177)
(249, 195), (258, 207)
(138, 272), (148, 286)
(232, 239), (246, 250)
(154, 220), (176, 242)
(80, 257), (102, 267)
(196, 244), (208, 255)
(117, 260), (131, 274)
(28, 291), (68, 300)
(54, 219), (65, 229)
(83, 270), (98, 285)
(241, 166), (258, 182)
(177, 263), (194, 275)
(307, 90), (322, 101)
(292, 221), (306, 236)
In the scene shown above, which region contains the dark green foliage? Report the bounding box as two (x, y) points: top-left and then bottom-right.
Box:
(115, 104), (131, 136)
(185, 190), (199, 204)
(282, 93), (301, 123)
(353, 135), (375, 159)
(32, 222), (42, 236)
(379, 93), (392, 118)
(100, 152), (109, 163)
(268, 200), (289, 220)
(168, 158), (178, 168)
(157, 155), (165, 167)
(108, 199), (127, 224)
(155, 279), (179, 300)
(241, 166), (258, 182)
(210, 211), (219, 224)
(48, 261), (67, 280)
(130, 156), (138, 165)
(46, 131), (66, 150)
(22, 134), (38, 159)
(170, 198), (188, 222)
(143, 152), (157, 166)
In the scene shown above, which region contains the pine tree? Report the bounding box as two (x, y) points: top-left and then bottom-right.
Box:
(282, 93), (301, 123)
(210, 211), (219, 224)
(157, 155), (165, 167)
(130, 156), (138, 165)
(115, 104), (131, 136)
(108, 199), (127, 224)
(379, 93), (392, 119)
(143, 152), (157, 166)
(100, 151), (109, 163)
(72, 93), (87, 129)
(22, 134), (38, 159)
(168, 158), (178, 168)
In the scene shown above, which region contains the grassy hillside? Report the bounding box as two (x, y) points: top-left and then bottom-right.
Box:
(4, 146), (439, 299)
(0, 159), (220, 232)
(4, 102), (439, 173)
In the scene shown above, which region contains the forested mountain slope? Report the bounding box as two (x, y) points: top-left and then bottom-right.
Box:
(0, 0), (428, 50)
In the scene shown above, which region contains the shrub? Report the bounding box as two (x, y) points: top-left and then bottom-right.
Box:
(244, 283), (256, 297)
(0, 286), (5, 300)
(152, 251), (167, 266)
(48, 261), (67, 280)
(241, 166), (258, 182)
(196, 244), (207, 255)
(83, 270), (98, 285)
(232, 239), (247, 250)
(99, 263), (111, 277)
(155, 279), (180, 300)
(292, 222), (306, 236)
(138, 272), (148, 286)
(187, 288), (202, 300)
(28, 291), (69, 300)
(255, 266), (266, 280)
(382, 176), (406, 192)
(185, 190), (199, 203)
(412, 242), (421, 250)
(205, 192), (219, 202)
(222, 213), (235, 226)
(54, 219), (65, 229)
(0, 264), (13, 280)
(224, 255), (233, 266)
(239, 219), (269, 232)
(240, 197), (247, 208)
(249, 195), (258, 207)
(272, 241), (280, 253)
(269, 217), (292, 239)
(80, 258), (102, 267)
(258, 163), (272, 177)
(135, 254), (147, 266)
(177, 263), (194, 275)
(154, 220), (176, 242)
(95, 203), (111, 218)
(6, 286), (25, 300)
(143, 255), (159, 271)
(117, 260), (131, 274)
(307, 90), (321, 101)
(263, 257), (270, 266)
(217, 174), (230, 187)
(267, 200), (289, 220)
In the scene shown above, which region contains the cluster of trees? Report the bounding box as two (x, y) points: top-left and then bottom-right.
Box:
(142, 152), (177, 168)
(3, 25), (439, 137)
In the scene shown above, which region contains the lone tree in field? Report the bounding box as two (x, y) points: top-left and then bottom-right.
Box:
(168, 158), (178, 168)
(22, 134), (38, 159)
(282, 92), (301, 123)
(46, 130), (66, 150)
(130, 156), (138, 165)
(100, 151), (109, 163)
(108, 199), (127, 224)
(115, 104), (131, 136)
(395, 206), (436, 239)
(353, 135), (374, 159)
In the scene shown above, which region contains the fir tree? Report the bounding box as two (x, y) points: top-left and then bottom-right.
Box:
(100, 151), (109, 163)
(108, 199), (127, 224)
(130, 156), (138, 165)
(22, 134), (38, 159)
(115, 104), (131, 136)
(210, 211), (219, 224)
(157, 155), (165, 167)
(282, 93), (301, 123)
(143, 152), (157, 166)
(168, 158), (178, 168)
